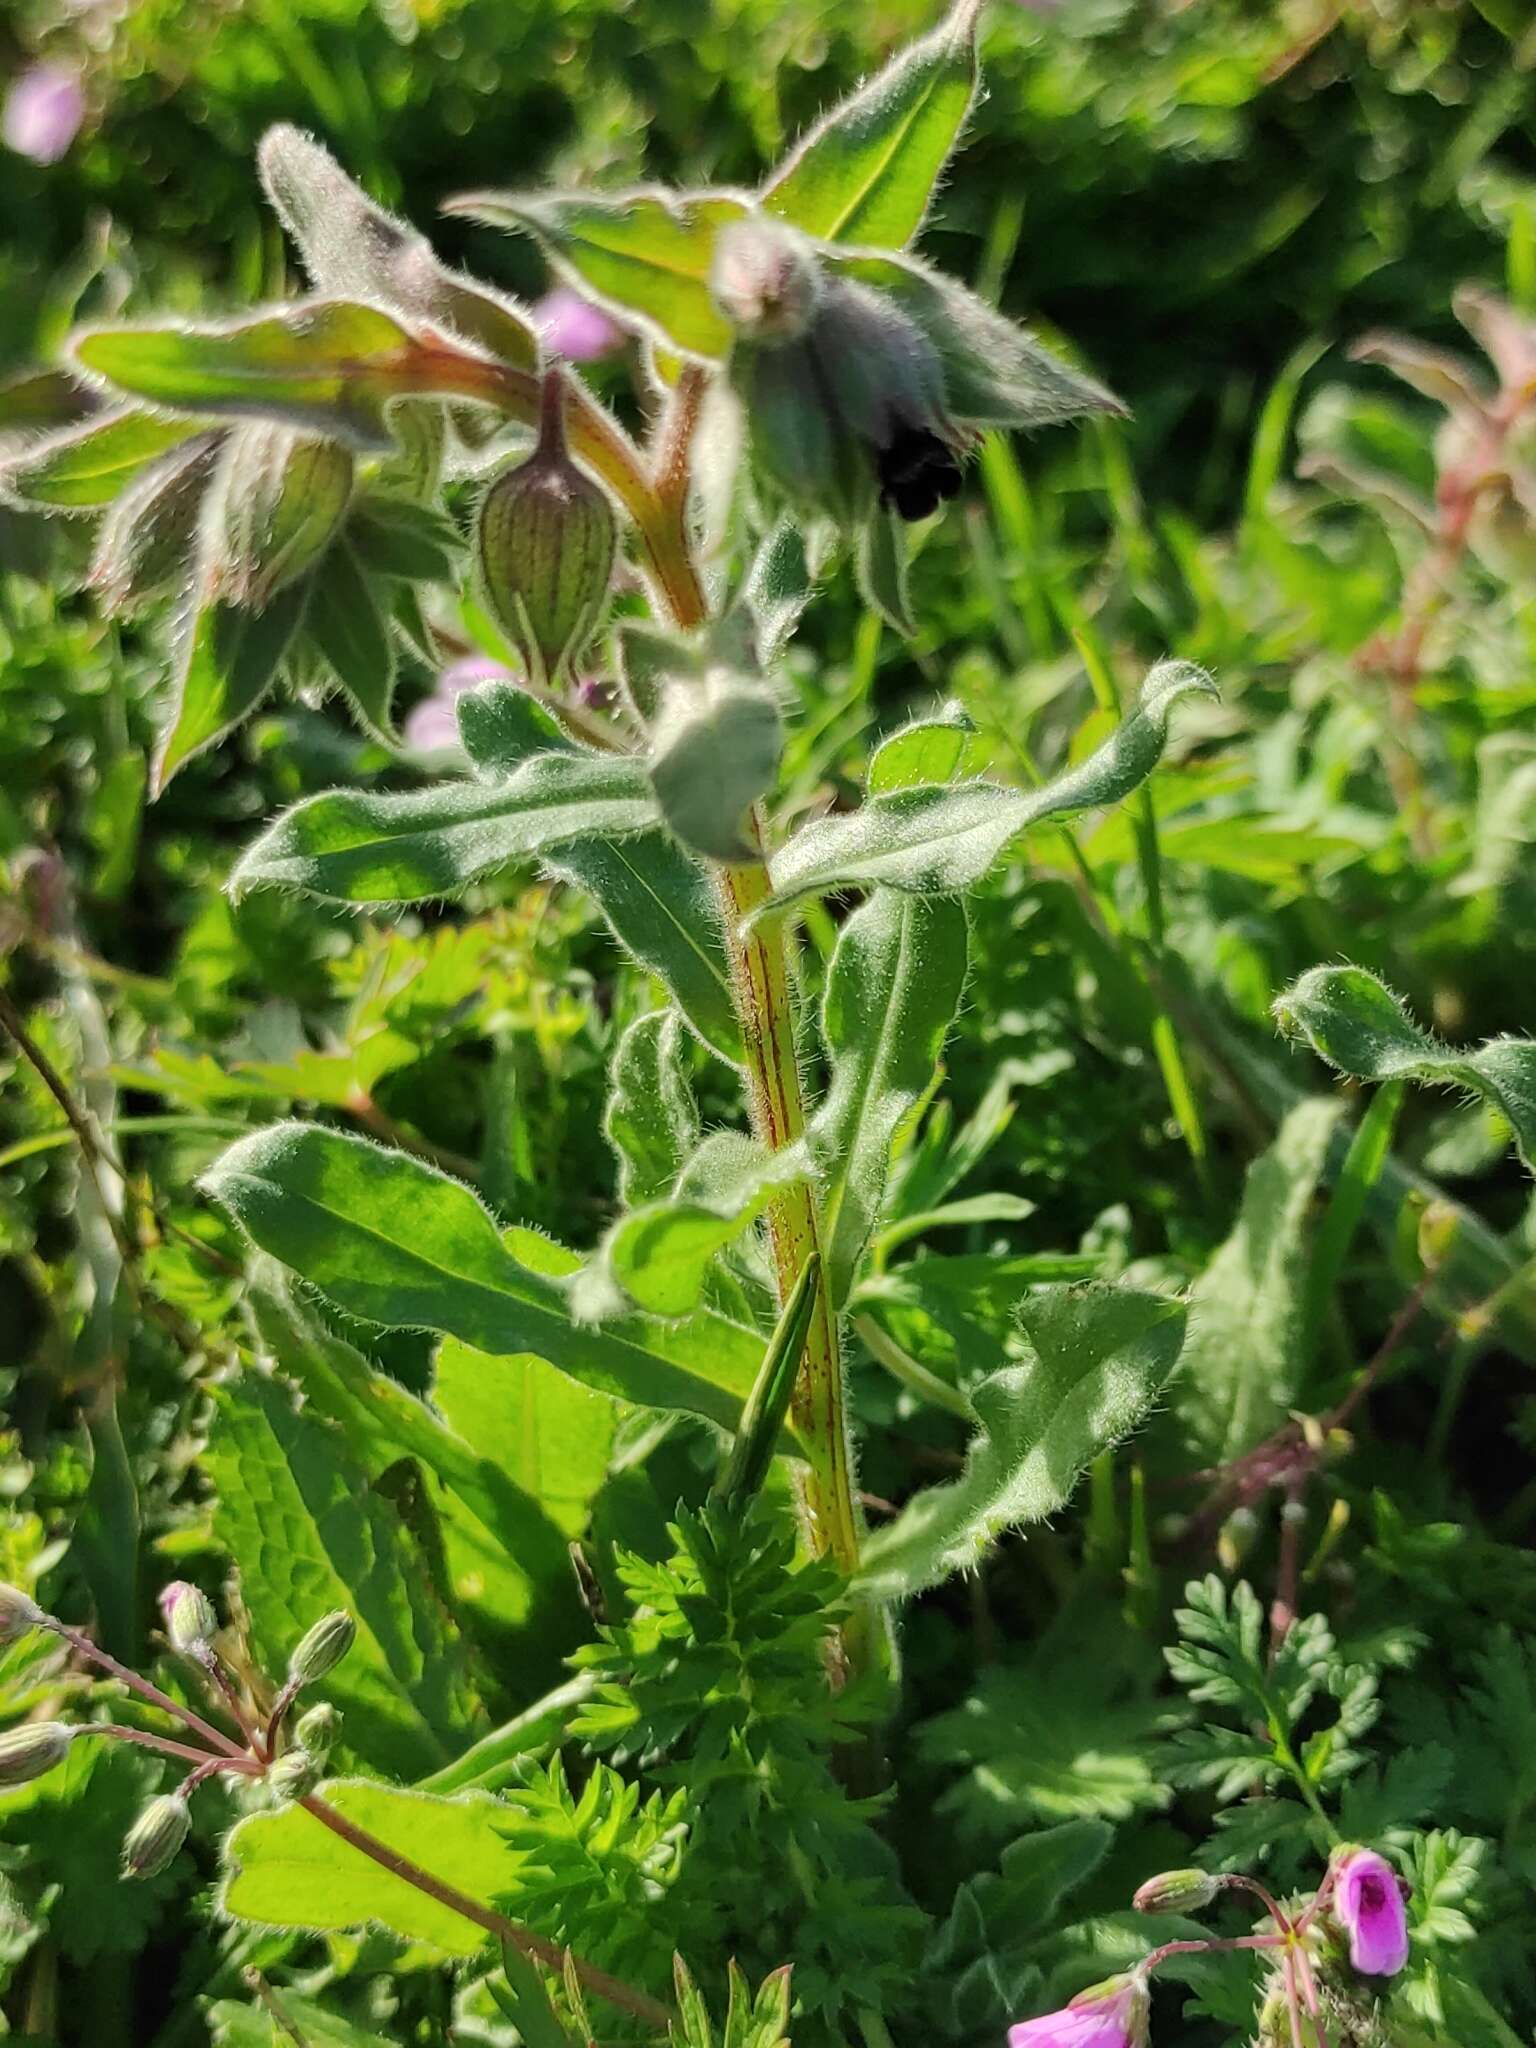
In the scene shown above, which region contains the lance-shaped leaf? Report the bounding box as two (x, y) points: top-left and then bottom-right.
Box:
(202, 1123), (775, 1434)
(0, 408), (203, 510)
(832, 249), (1125, 428)
(743, 514), (820, 666)
(229, 752), (657, 903)
(221, 1780), (520, 1953)
(303, 540), (397, 741)
(649, 667), (784, 863)
(762, 0), (980, 250)
(155, 581), (310, 795)
(73, 302), (425, 454)
(586, 1132), (810, 1319)
(857, 510), (915, 637)
(809, 889), (969, 1308)
(445, 187), (752, 362)
(713, 1253), (822, 1511)
(750, 660), (1215, 919)
(858, 1284), (1187, 1601)
(605, 1008), (700, 1208)
(258, 124), (538, 370)
(1275, 965), (1536, 1171)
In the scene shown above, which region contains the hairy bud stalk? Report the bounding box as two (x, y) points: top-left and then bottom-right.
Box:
(476, 368), (616, 690)
(0, 1722), (73, 1787)
(287, 1610), (356, 1687)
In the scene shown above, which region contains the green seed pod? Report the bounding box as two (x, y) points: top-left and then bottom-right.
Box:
(159, 1580), (217, 1656)
(293, 1702), (340, 1759)
(210, 423), (355, 609)
(121, 1793), (190, 1880)
(476, 368), (616, 689)
(266, 1746), (323, 1801)
(287, 1610), (357, 1687)
(0, 1722), (72, 1787)
(88, 432), (222, 618)
(1133, 1867), (1220, 1916)
(0, 1584), (44, 1640)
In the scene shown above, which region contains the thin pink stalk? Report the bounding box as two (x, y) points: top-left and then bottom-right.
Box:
(84, 1724), (264, 1774)
(45, 1620), (247, 1758)
(1143, 1934), (1284, 1972)
(1294, 1945), (1331, 2048)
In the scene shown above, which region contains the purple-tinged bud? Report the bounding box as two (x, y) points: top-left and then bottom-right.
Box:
(1008, 1972), (1150, 2048)
(1330, 1845), (1410, 1977)
(476, 369), (615, 690)
(2, 66), (85, 166)
(121, 1792), (190, 1880)
(710, 218), (823, 343)
(159, 1581), (217, 1656)
(293, 1703), (339, 1758)
(1133, 1867), (1219, 1916)
(535, 287), (624, 364)
(0, 1584), (45, 1640)
(287, 1610), (356, 1688)
(0, 1722), (73, 1786)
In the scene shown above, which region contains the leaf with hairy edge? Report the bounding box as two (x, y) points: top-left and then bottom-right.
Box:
(204, 1378), (477, 1777)
(547, 835), (743, 1066)
(867, 705), (982, 793)
(762, 1), (979, 249)
(858, 1284), (1187, 1601)
(605, 1009), (701, 1208)
(221, 1780), (520, 1953)
(750, 661), (1215, 920)
(445, 188), (752, 361)
(857, 510), (914, 637)
(1172, 1097), (1343, 1464)
(459, 681), (571, 773)
(73, 303), (423, 454)
(202, 1124), (777, 1434)
(1275, 965), (1536, 1171)
(155, 582), (309, 795)
(0, 409), (203, 510)
(229, 754), (657, 903)
(304, 540), (397, 740)
(649, 669), (783, 862)
(809, 890), (969, 1308)
(249, 1276), (579, 1649)
(588, 1132), (810, 1318)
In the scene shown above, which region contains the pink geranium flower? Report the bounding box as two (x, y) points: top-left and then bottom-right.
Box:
(3, 64), (85, 165)
(1009, 1973), (1151, 2048)
(1333, 1847), (1410, 1977)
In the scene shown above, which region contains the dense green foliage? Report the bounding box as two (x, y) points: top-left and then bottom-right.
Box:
(1, 3), (1535, 2047)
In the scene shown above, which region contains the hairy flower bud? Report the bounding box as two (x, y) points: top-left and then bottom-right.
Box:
(159, 1581), (217, 1656)
(710, 217), (823, 342)
(1133, 1867), (1220, 1916)
(287, 1610), (357, 1687)
(476, 368), (616, 690)
(293, 1703), (340, 1758)
(121, 1792), (190, 1880)
(267, 1746), (323, 1801)
(0, 1584), (45, 1640)
(209, 423), (355, 608)
(88, 432), (221, 618)
(0, 1722), (73, 1787)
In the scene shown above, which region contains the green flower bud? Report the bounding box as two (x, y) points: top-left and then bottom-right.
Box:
(266, 1746), (323, 1801)
(287, 1610), (357, 1688)
(1133, 1867), (1220, 1915)
(0, 1584), (45, 1640)
(88, 433), (222, 618)
(158, 1580), (217, 1656)
(293, 1703), (340, 1759)
(0, 1721), (73, 1787)
(476, 368), (616, 690)
(209, 423), (355, 609)
(1417, 1198), (1461, 1273)
(121, 1792), (190, 1880)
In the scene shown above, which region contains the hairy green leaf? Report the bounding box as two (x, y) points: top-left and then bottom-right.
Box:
(229, 752), (657, 902)
(155, 582), (309, 794)
(762, 0), (979, 249)
(1275, 964), (1536, 1171)
(304, 541), (396, 740)
(859, 1284), (1187, 1600)
(0, 409), (203, 510)
(203, 1123), (772, 1432)
(445, 187), (751, 361)
(605, 1008), (701, 1207)
(809, 889), (969, 1307)
(649, 669), (783, 863)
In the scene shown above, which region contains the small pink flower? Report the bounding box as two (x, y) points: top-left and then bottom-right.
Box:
(402, 656), (512, 756)
(1008, 1973), (1150, 2048)
(3, 64), (85, 165)
(534, 286), (624, 364)
(1332, 1847), (1410, 1977)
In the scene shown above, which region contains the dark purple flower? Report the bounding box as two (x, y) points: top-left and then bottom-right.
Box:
(3, 65), (85, 165)
(534, 286), (624, 364)
(1333, 1847), (1410, 1977)
(1008, 1974), (1151, 2048)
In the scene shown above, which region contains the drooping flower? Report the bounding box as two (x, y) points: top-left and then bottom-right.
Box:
(1008, 1972), (1151, 2048)
(1331, 1846), (1410, 1977)
(2, 64), (85, 165)
(534, 286), (624, 364)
